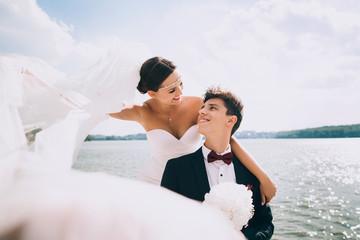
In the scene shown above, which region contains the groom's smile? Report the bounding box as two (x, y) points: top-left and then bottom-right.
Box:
(198, 116), (209, 123)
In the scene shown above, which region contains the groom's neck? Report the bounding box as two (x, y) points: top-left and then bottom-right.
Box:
(203, 134), (231, 153)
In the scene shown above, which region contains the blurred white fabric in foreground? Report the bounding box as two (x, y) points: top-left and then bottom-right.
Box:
(0, 150), (241, 240)
(0, 46), (244, 240)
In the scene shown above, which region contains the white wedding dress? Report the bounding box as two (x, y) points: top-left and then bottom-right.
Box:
(0, 46), (244, 240)
(141, 125), (203, 184)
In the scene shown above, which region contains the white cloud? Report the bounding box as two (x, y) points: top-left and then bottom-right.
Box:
(0, 0), (152, 136)
(0, 0), (105, 71)
(168, 0), (360, 131)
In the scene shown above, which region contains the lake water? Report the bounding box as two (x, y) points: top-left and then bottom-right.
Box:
(74, 138), (360, 240)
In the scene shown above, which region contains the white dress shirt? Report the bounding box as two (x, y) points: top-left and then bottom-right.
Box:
(202, 145), (236, 188)
(202, 145), (248, 239)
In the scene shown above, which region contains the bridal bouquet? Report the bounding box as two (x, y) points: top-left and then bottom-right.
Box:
(203, 182), (254, 230)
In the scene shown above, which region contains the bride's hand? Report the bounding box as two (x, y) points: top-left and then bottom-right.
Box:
(259, 175), (277, 205)
(21, 68), (35, 76)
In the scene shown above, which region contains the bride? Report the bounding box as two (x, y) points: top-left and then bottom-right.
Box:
(110, 56), (276, 204)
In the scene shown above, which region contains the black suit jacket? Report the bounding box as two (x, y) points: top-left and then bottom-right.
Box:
(161, 147), (274, 240)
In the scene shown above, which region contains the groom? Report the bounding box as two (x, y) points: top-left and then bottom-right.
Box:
(161, 87), (274, 240)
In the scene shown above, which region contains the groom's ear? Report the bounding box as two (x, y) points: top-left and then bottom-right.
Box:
(226, 115), (237, 127)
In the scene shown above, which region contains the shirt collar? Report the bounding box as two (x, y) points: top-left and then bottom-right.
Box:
(202, 144), (231, 160)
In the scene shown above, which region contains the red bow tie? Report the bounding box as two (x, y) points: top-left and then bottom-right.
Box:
(207, 150), (233, 165)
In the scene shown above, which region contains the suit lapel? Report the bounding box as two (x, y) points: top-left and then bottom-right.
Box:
(191, 148), (210, 196)
(189, 150), (250, 200)
(232, 155), (247, 184)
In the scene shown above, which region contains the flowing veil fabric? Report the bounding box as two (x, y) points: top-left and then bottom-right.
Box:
(0, 45), (244, 240)
(2, 43), (148, 170)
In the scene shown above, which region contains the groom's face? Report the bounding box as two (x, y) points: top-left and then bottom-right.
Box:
(197, 98), (232, 136)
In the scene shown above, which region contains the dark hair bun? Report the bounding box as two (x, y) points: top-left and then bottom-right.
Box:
(136, 78), (147, 94)
(136, 57), (176, 94)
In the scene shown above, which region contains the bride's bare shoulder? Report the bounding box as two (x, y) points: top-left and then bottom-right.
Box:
(181, 96), (204, 115)
(183, 96), (203, 104)
(141, 99), (155, 109)
(140, 99), (159, 116)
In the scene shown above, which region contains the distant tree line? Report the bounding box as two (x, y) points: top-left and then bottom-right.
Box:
(25, 128), (42, 145)
(275, 124), (360, 138)
(84, 124), (360, 141)
(85, 133), (147, 141)
(233, 131), (277, 139)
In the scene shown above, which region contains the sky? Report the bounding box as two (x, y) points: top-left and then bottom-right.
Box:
(1, 0), (360, 135)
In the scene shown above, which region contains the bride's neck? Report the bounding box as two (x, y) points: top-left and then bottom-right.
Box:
(153, 100), (178, 115)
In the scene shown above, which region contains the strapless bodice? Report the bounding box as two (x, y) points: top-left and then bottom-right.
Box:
(146, 125), (202, 160)
(141, 125), (202, 185)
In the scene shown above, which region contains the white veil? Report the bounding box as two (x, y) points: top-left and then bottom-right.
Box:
(1, 42), (148, 169)
(0, 44), (244, 240)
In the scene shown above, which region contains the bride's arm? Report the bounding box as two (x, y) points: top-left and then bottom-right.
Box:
(109, 105), (143, 123)
(230, 137), (277, 205)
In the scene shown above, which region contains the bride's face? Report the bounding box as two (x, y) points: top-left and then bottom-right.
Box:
(152, 71), (183, 105)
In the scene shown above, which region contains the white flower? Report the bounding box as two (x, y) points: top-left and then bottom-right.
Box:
(203, 182), (254, 230)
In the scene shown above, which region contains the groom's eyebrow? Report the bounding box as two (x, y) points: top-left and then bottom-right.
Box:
(208, 103), (219, 108)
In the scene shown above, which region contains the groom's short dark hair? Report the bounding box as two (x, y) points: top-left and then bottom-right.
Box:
(203, 87), (244, 136)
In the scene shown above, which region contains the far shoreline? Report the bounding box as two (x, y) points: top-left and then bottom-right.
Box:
(85, 124), (360, 141)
